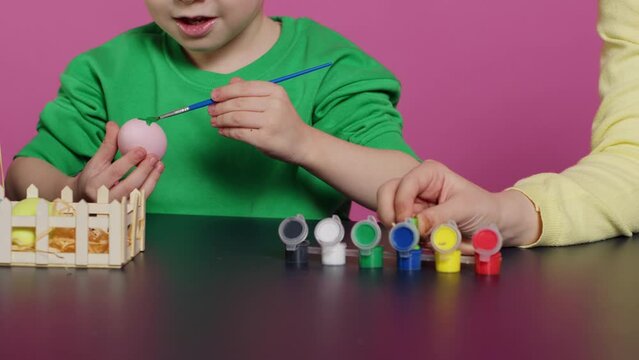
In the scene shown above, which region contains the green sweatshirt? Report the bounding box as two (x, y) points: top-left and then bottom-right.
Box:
(17, 17), (416, 218)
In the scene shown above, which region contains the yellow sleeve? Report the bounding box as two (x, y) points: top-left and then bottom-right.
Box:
(513, 0), (639, 247)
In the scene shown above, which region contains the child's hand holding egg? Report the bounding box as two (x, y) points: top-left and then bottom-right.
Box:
(67, 121), (165, 203)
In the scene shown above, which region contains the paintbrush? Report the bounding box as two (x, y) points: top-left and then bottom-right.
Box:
(145, 62), (332, 122)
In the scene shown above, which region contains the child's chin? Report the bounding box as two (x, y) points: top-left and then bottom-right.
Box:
(178, 38), (226, 54)
(185, 45), (221, 53)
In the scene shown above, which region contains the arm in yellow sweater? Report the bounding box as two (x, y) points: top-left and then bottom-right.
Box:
(514, 0), (639, 246)
(376, 0), (639, 248)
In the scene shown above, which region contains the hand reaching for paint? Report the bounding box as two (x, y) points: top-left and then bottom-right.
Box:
(208, 78), (313, 164)
(70, 121), (165, 202)
(376, 160), (541, 250)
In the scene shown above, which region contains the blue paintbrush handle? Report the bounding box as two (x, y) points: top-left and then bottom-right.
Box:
(188, 99), (215, 111)
(268, 62), (333, 84)
(186, 62), (333, 111)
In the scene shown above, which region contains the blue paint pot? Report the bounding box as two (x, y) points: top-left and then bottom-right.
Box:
(389, 220), (419, 256)
(397, 248), (422, 271)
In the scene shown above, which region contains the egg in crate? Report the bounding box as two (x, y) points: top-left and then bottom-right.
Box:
(11, 198), (56, 248)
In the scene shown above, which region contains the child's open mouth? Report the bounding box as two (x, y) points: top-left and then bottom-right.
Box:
(174, 16), (217, 38)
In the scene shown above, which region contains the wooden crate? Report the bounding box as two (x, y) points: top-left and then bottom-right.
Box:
(0, 185), (145, 268)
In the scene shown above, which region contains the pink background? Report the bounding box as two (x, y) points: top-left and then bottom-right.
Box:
(0, 1), (600, 218)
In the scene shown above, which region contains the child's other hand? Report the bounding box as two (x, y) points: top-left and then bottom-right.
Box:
(209, 78), (313, 164)
(377, 160), (540, 248)
(69, 121), (165, 202)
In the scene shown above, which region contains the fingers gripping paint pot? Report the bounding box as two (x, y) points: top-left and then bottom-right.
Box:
(351, 216), (383, 268)
(278, 215), (310, 266)
(472, 225), (503, 275)
(390, 218), (421, 271)
(430, 221), (462, 273)
(314, 215), (346, 266)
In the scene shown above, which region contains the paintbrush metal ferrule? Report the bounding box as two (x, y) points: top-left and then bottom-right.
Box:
(157, 106), (190, 120)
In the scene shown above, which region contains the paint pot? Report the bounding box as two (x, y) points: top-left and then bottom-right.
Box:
(314, 215), (344, 247)
(279, 215), (310, 267)
(351, 216), (382, 255)
(359, 246), (384, 269)
(472, 225), (503, 275)
(315, 215), (346, 266)
(285, 241), (310, 268)
(431, 221), (462, 273)
(389, 219), (419, 257)
(321, 242), (346, 266)
(351, 216), (384, 269)
(278, 214), (309, 251)
(397, 248), (422, 271)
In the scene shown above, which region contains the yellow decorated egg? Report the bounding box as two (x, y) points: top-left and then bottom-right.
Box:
(11, 198), (55, 248)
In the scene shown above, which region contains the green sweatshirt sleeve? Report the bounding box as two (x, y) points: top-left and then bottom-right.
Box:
(311, 55), (419, 160)
(514, 0), (639, 247)
(16, 54), (108, 176)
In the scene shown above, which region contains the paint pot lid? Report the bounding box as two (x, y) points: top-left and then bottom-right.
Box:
(278, 214), (309, 251)
(430, 221), (461, 254)
(472, 225), (503, 261)
(351, 216), (382, 252)
(389, 219), (419, 253)
(314, 215), (344, 247)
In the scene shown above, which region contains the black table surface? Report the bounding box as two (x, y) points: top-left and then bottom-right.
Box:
(1, 214), (638, 360)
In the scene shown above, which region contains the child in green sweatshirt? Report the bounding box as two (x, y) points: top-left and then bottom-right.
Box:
(7, 0), (419, 218)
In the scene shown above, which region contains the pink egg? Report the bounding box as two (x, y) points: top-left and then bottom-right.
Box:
(117, 119), (167, 159)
